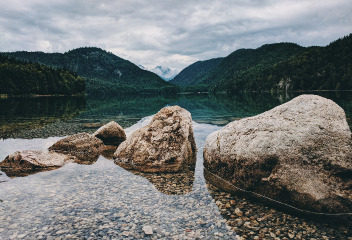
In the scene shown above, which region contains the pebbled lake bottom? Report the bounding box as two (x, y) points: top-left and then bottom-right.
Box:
(0, 119), (238, 239)
(1, 93), (352, 239)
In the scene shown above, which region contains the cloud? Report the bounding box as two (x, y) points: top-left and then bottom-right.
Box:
(0, 0), (351, 70)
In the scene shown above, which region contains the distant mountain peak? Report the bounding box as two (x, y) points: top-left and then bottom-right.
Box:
(139, 65), (179, 81)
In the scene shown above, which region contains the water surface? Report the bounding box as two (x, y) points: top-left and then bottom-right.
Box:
(1, 92), (351, 239)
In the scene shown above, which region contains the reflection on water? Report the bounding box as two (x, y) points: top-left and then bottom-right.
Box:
(1, 164), (61, 178)
(0, 96), (86, 139)
(1, 92), (352, 140)
(1, 92), (352, 239)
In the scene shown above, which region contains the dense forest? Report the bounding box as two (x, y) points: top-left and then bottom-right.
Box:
(2, 34), (351, 95)
(212, 34), (352, 93)
(172, 33), (352, 93)
(3, 47), (179, 95)
(170, 57), (223, 91)
(0, 54), (85, 95)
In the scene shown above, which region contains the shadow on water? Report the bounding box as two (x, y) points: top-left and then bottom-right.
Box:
(123, 170), (195, 195)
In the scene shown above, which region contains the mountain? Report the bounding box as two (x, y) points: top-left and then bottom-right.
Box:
(138, 65), (179, 80)
(3, 47), (179, 95)
(211, 34), (352, 92)
(170, 43), (304, 92)
(0, 53), (85, 95)
(171, 33), (352, 93)
(207, 42), (304, 92)
(170, 57), (223, 89)
(150, 66), (179, 81)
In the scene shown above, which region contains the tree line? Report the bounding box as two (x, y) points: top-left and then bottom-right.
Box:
(0, 54), (85, 95)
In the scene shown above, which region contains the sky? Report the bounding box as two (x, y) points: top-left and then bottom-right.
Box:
(0, 0), (351, 71)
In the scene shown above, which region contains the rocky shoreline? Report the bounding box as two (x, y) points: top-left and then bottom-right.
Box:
(208, 183), (352, 239)
(1, 96), (352, 239)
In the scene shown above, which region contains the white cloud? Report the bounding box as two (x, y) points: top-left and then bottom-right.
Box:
(0, 0), (351, 70)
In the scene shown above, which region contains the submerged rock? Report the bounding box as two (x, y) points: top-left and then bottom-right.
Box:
(93, 121), (126, 145)
(114, 106), (196, 172)
(204, 95), (352, 214)
(0, 150), (76, 177)
(49, 133), (103, 162)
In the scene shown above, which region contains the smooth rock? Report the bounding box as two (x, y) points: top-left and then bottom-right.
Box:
(0, 150), (76, 177)
(142, 225), (153, 235)
(204, 95), (352, 214)
(49, 133), (103, 162)
(114, 106), (196, 172)
(93, 121), (126, 145)
(235, 208), (243, 216)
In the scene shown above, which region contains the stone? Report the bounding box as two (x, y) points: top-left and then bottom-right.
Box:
(17, 234), (26, 239)
(0, 150), (76, 177)
(204, 95), (352, 214)
(142, 225), (153, 235)
(235, 208), (243, 216)
(49, 133), (103, 162)
(114, 106), (197, 172)
(93, 121), (126, 145)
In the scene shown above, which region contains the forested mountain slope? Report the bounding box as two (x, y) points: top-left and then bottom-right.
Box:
(170, 58), (223, 89)
(171, 34), (352, 93)
(4, 47), (178, 95)
(0, 54), (85, 95)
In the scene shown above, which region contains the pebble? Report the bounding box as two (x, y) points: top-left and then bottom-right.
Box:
(235, 208), (243, 216)
(143, 225), (153, 235)
(1, 116), (351, 240)
(17, 234), (27, 239)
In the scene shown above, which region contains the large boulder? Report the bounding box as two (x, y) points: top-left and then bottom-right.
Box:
(114, 106), (197, 172)
(0, 150), (76, 177)
(93, 121), (126, 145)
(204, 95), (352, 215)
(49, 133), (104, 162)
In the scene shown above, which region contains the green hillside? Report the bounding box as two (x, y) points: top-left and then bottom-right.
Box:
(208, 43), (304, 92)
(170, 57), (223, 91)
(0, 54), (85, 95)
(212, 34), (352, 92)
(171, 34), (352, 93)
(3, 47), (179, 95)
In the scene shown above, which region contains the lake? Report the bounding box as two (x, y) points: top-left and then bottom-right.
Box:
(0, 92), (351, 239)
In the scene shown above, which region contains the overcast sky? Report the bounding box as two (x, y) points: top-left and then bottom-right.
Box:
(0, 0), (351, 70)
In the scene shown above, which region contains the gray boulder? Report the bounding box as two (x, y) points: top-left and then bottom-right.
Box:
(204, 95), (352, 214)
(114, 106), (196, 172)
(93, 121), (126, 145)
